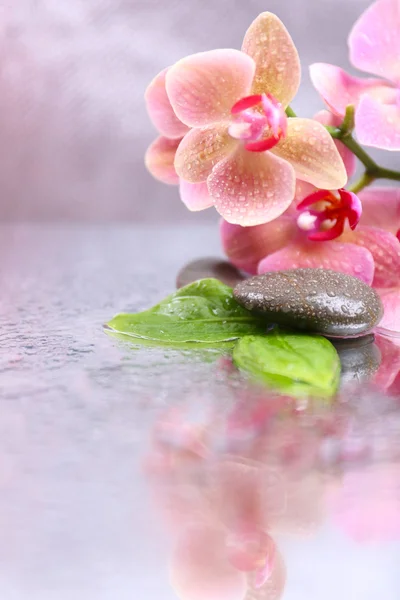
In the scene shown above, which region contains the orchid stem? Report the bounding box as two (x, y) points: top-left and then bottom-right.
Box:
(285, 106), (297, 118)
(326, 112), (400, 191)
(349, 172), (376, 194)
(339, 135), (379, 173)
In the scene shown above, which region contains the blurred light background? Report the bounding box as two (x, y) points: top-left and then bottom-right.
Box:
(0, 0), (395, 223)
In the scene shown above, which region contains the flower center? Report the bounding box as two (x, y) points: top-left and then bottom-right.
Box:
(296, 189), (362, 241)
(229, 93), (287, 152)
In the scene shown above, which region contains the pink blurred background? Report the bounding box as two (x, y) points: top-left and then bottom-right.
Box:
(0, 0), (396, 223)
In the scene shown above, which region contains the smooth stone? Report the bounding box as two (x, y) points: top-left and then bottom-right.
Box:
(233, 268), (383, 338)
(332, 335), (381, 385)
(176, 258), (245, 289)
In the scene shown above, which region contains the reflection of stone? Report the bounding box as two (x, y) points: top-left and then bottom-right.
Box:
(176, 258), (245, 289)
(332, 334), (381, 386)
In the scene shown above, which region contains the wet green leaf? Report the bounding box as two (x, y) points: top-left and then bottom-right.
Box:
(233, 333), (340, 398)
(106, 278), (267, 345)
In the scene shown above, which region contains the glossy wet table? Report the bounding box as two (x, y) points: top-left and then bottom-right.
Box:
(1, 224), (399, 600)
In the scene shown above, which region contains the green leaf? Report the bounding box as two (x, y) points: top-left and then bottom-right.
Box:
(233, 333), (340, 398)
(106, 278), (267, 345)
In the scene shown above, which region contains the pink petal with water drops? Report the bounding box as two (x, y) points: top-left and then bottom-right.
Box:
(174, 125), (236, 183)
(241, 12), (301, 107)
(180, 180), (214, 211)
(170, 525), (247, 600)
(359, 187), (400, 234)
(341, 226), (400, 288)
(355, 94), (400, 150)
(208, 146), (295, 226)
(145, 136), (180, 185)
(313, 110), (357, 179)
(309, 63), (393, 116)
(166, 49), (255, 128)
(272, 118), (347, 189)
(349, 0), (400, 84)
(220, 217), (295, 274)
(145, 68), (190, 139)
(258, 240), (375, 285)
(376, 287), (400, 337)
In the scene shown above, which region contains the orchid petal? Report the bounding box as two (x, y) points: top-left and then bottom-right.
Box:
(296, 189), (331, 210)
(308, 220), (346, 242)
(166, 50), (255, 128)
(359, 187), (400, 234)
(208, 146), (295, 226)
(341, 226), (400, 288)
(180, 181), (214, 212)
(241, 12), (301, 107)
(314, 110), (357, 178)
(309, 63), (393, 116)
(174, 125), (236, 183)
(356, 94), (400, 151)
(220, 217), (295, 274)
(293, 181), (317, 205)
(145, 68), (190, 139)
(272, 118), (347, 189)
(349, 0), (400, 84)
(258, 240), (375, 285)
(145, 136), (180, 185)
(376, 288), (400, 337)
(337, 189), (362, 229)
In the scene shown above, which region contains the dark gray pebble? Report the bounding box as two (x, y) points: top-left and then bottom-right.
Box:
(332, 335), (381, 385)
(233, 268), (383, 338)
(176, 258), (245, 289)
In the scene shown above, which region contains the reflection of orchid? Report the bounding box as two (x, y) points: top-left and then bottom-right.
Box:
(374, 335), (400, 394)
(146, 13), (347, 225)
(144, 397), (329, 600)
(170, 523), (286, 600)
(310, 0), (400, 150)
(328, 465), (400, 543)
(144, 371), (400, 600)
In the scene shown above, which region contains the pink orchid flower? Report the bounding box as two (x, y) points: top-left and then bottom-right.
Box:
(146, 12), (347, 226)
(221, 110), (400, 289)
(310, 0), (400, 150)
(221, 189), (400, 282)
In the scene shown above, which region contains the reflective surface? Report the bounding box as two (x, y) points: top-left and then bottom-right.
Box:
(1, 224), (400, 599)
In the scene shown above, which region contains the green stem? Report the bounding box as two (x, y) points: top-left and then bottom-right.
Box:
(349, 172), (376, 194)
(285, 106), (297, 118)
(376, 167), (400, 182)
(340, 105), (355, 136)
(327, 119), (400, 190)
(339, 135), (379, 173)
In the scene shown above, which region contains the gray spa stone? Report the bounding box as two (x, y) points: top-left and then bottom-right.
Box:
(233, 268), (383, 338)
